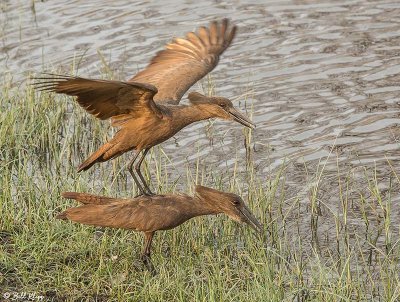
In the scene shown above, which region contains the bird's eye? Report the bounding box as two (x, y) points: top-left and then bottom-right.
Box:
(232, 199), (240, 206)
(219, 103), (226, 108)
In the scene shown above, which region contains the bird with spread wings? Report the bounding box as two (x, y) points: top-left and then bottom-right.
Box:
(34, 19), (255, 195)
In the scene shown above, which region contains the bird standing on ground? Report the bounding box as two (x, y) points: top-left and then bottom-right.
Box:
(58, 185), (262, 274)
(33, 19), (255, 195)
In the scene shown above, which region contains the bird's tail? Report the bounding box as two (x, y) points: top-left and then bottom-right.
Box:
(56, 205), (119, 227)
(61, 192), (116, 205)
(56, 204), (108, 225)
(77, 142), (114, 172)
(56, 211), (69, 220)
(57, 193), (126, 227)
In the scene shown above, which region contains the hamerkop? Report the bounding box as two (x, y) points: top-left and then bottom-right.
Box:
(58, 185), (262, 273)
(33, 19), (255, 195)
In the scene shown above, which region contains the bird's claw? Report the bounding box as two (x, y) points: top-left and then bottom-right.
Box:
(141, 255), (156, 276)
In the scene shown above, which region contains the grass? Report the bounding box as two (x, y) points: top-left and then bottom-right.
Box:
(1, 72), (400, 302)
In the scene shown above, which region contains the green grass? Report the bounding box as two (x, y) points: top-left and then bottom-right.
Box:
(1, 73), (400, 301)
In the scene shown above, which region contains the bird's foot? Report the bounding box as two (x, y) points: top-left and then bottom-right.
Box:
(141, 255), (156, 276)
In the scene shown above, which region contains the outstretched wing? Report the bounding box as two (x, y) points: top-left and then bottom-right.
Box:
(129, 19), (237, 105)
(33, 74), (163, 120)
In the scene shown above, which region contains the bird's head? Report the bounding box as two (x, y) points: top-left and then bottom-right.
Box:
(188, 92), (255, 129)
(195, 185), (262, 233)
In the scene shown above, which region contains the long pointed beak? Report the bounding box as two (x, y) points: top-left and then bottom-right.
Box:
(238, 205), (263, 234)
(228, 108), (256, 129)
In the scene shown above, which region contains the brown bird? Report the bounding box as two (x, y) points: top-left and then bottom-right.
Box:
(33, 19), (255, 195)
(58, 185), (262, 273)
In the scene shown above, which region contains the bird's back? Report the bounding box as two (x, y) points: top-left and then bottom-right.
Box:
(58, 193), (194, 232)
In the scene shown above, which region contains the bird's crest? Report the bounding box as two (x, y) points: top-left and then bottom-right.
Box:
(195, 185), (235, 201)
(188, 92), (210, 104)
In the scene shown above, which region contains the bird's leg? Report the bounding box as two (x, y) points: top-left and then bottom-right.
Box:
(141, 232), (156, 275)
(135, 148), (154, 195)
(128, 152), (147, 196)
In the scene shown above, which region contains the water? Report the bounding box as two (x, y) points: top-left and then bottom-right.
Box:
(2, 0), (400, 249)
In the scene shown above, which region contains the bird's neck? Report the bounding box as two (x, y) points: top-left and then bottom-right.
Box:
(185, 196), (221, 218)
(173, 104), (215, 128)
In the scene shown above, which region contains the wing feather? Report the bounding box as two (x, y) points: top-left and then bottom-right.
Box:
(197, 26), (211, 47)
(209, 21), (218, 45)
(33, 74), (162, 120)
(129, 19), (237, 105)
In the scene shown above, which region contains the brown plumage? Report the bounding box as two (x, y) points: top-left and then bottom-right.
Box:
(33, 19), (255, 195)
(129, 19), (237, 104)
(58, 185), (262, 273)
